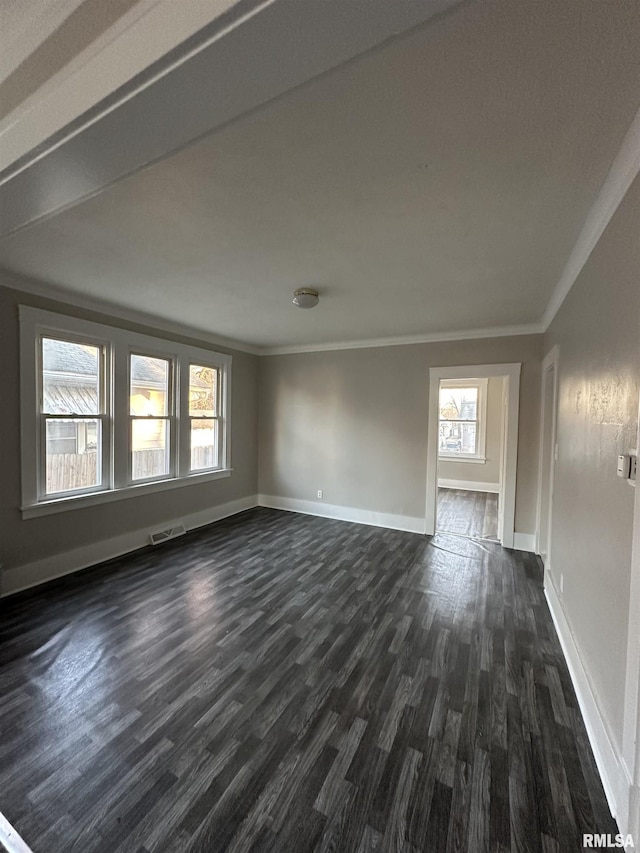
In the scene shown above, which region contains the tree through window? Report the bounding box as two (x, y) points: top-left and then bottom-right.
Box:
(438, 380), (486, 459)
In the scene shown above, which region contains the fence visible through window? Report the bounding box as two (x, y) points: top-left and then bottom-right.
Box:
(46, 445), (218, 494)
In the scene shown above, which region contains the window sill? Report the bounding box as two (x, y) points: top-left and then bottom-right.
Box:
(438, 455), (486, 464)
(21, 468), (233, 519)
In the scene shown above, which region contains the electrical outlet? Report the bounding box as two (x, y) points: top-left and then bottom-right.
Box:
(317, 490), (323, 500)
(560, 573), (564, 594)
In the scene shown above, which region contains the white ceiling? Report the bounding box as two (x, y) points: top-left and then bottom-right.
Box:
(0, 0), (243, 172)
(1, 0), (639, 350)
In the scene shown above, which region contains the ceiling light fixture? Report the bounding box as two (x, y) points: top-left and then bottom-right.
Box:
(292, 288), (319, 309)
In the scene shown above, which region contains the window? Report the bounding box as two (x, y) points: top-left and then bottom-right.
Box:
(130, 354), (173, 481)
(438, 378), (487, 461)
(189, 365), (219, 472)
(20, 307), (231, 517)
(41, 336), (108, 497)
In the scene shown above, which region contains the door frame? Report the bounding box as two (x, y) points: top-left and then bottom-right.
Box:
(497, 377), (508, 540)
(622, 397), (640, 836)
(535, 345), (559, 572)
(425, 362), (521, 547)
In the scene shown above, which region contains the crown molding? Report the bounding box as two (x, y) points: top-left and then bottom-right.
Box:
(260, 323), (544, 356)
(6, 91), (640, 361)
(541, 104), (640, 331)
(0, 269), (262, 356)
(1, 269), (544, 358)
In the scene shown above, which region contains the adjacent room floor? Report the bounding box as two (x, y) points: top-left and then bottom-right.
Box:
(437, 487), (499, 541)
(0, 508), (616, 853)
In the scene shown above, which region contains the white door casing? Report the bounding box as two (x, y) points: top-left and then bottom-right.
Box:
(425, 363), (521, 547)
(622, 397), (640, 836)
(536, 345), (559, 572)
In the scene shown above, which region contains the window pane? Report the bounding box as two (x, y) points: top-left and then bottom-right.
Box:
(131, 419), (170, 480)
(438, 420), (478, 455)
(189, 365), (217, 416)
(191, 419), (218, 471)
(439, 386), (477, 421)
(461, 422), (477, 454)
(439, 422), (462, 454)
(46, 418), (101, 494)
(130, 355), (169, 416)
(42, 338), (100, 415)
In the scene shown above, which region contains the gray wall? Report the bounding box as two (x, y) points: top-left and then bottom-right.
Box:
(259, 335), (542, 534)
(438, 375), (504, 487)
(544, 172), (640, 748)
(0, 282), (259, 577)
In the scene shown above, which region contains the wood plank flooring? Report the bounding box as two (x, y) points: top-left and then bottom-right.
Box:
(437, 488), (499, 541)
(0, 508), (617, 852)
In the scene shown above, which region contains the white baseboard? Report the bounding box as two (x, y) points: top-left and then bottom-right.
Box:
(629, 784), (640, 841)
(438, 478), (500, 493)
(545, 575), (632, 833)
(4, 493), (632, 835)
(258, 494), (426, 535)
(513, 532), (537, 552)
(0, 495), (259, 598)
(0, 808), (33, 853)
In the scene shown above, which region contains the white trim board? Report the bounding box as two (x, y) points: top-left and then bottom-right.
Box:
(542, 104), (640, 330)
(19, 305), (234, 516)
(262, 324), (543, 356)
(0, 811), (33, 853)
(258, 494), (426, 535)
(263, 101), (640, 349)
(512, 533), (537, 553)
(545, 575), (632, 833)
(0, 271), (542, 358)
(438, 479), (499, 493)
(259, 496), (539, 553)
(426, 363), (521, 548)
(535, 346), (559, 569)
(0, 493), (531, 598)
(2, 102), (638, 355)
(0, 495), (258, 598)
(3, 270), (261, 356)
(622, 398), (640, 841)
(2, 0), (464, 234)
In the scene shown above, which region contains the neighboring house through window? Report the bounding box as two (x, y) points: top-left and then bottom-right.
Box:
(20, 307), (232, 517)
(438, 378), (488, 462)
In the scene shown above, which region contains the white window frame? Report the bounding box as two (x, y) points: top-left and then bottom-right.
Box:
(437, 377), (488, 463)
(426, 363), (521, 546)
(187, 362), (222, 474)
(128, 350), (176, 484)
(37, 329), (112, 500)
(20, 306), (232, 519)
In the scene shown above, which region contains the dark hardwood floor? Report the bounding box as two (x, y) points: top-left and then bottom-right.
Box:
(437, 488), (499, 541)
(0, 508), (616, 852)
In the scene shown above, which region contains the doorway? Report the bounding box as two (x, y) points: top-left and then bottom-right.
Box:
(425, 363), (521, 548)
(436, 376), (504, 541)
(536, 346), (559, 572)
